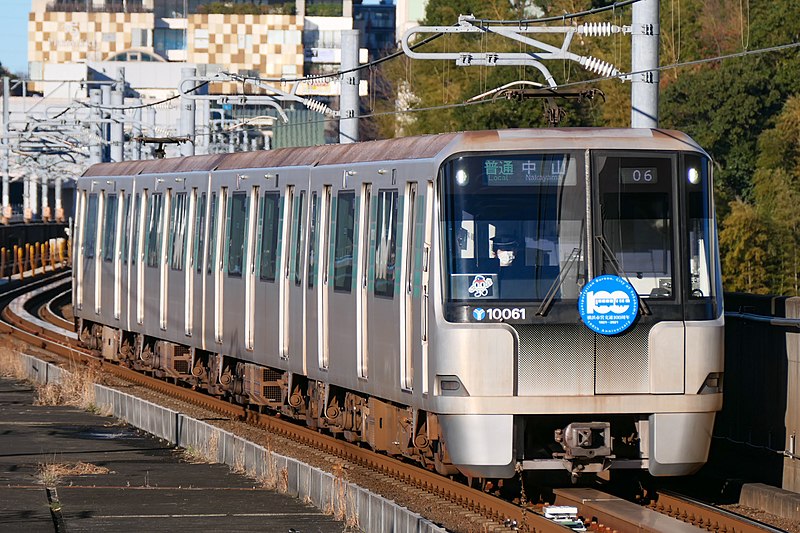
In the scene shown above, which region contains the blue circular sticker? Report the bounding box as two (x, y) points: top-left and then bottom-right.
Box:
(578, 275), (639, 335)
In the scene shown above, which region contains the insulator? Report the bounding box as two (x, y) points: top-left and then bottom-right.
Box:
(582, 56), (620, 78)
(577, 22), (620, 37)
(303, 98), (338, 117)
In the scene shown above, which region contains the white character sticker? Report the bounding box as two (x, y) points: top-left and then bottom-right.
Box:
(468, 275), (494, 298)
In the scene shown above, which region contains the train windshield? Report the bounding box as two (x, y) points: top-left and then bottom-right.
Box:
(441, 152), (587, 303)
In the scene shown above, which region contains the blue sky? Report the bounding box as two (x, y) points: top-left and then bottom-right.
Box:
(0, 0), (30, 75)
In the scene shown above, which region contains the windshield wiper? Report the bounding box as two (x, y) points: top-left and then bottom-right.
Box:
(535, 247), (582, 317)
(594, 235), (651, 315)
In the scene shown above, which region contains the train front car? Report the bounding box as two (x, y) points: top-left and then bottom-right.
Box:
(430, 129), (723, 480)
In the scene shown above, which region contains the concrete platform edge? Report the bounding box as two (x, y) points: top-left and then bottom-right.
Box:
(18, 352), (447, 533)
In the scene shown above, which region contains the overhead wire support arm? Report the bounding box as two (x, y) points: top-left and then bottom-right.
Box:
(178, 72), (339, 125)
(401, 15), (631, 88)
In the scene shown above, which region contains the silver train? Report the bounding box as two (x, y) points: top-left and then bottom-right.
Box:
(73, 128), (724, 480)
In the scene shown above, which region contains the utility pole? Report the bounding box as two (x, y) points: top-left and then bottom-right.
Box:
(101, 85), (112, 162)
(132, 98), (142, 160)
(110, 89), (124, 162)
(41, 174), (49, 221)
(89, 89), (103, 165)
(55, 175), (63, 222)
(180, 67), (196, 157)
(631, 0), (659, 128)
(339, 29), (360, 144)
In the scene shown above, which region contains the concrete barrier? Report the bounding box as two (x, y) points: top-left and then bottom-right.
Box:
(740, 483), (800, 521)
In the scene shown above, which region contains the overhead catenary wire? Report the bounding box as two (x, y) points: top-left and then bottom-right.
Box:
(199, 39), (800, 131)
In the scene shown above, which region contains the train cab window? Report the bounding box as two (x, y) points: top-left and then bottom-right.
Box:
(442, 153), (586, 303)
(308, 191), (318, 288)
(374, 189), (398, 298)
(333, 191), (356, 292)
(194, 193), (206, 273)
(146, 192), (164, 268)
(170, 192), (188, 271)
(227, 191), (248, 277)
(258, 192), (280, 281)
(684, 154), (720, 317)
(84, 193), (98, 259)
(595, 154), (674, 298)
(102, 193), (117, 263)
(293, 191), (306, 286)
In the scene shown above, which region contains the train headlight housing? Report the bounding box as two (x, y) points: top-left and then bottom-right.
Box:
(687, 167), (701, 185)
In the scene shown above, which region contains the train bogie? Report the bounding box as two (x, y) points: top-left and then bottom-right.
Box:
(74, 129), (724, 480)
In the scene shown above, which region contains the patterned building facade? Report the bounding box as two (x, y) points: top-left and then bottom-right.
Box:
(29, 4), (305, 81)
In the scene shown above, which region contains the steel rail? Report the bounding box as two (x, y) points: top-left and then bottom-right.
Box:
(652, 491), (787, 533)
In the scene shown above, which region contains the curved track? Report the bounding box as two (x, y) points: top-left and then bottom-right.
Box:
(1, 273), (791, 533)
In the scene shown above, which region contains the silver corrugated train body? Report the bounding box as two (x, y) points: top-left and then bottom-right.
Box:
(73, 128), (724, 480)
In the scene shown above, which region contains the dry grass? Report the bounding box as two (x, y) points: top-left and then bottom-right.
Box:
(37, 460), (111, 486)
(182, 431), (220, 464)
(0, 344), (26, 380)
(34, 362), (98, 410)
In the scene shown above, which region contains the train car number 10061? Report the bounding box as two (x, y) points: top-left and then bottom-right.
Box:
(472, 307), (526, 321)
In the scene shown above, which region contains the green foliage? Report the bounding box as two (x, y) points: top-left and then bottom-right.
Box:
(197, 2), (294, 15)
(719, 199), (771, 293)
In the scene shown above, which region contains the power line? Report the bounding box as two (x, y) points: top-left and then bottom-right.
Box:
(472, 0), (642, 25)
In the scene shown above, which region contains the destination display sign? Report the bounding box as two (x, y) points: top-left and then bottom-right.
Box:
(483, 154), (576, 186)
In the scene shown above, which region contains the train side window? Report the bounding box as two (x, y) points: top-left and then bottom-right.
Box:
(333, 190), (356, 292)
(84, 193), (98, 259)
(102, 193), (118, 263)
(293, 190), (306, 286)
(170, 192), (188, 271)
(374, 189), (398, 298)
(195, 192), (206, 274)
(308, 191), (318, 288)
(227, 191), (248, 277)
(146, 192), (164, 268)
(132, 193), (142, 266)
(207, 192), (217, 274)
(259, 191), (280, 281)
(122, 193), (133, 264)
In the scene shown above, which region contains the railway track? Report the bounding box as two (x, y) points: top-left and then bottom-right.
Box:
(0, 274), (790, 533)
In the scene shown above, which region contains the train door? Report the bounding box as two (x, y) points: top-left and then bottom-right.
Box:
(399, 182), (417, 390)
(184, 188), (197, 337)
(278, 185), (294, 360)
(253, 181), (282, 364)
(99, 189), (118, 317)
(366, 186), (400, 386)
(286, 184), (309, 374)
(401, 180), (433, 393)
(81, 190), (99, 316)
(94, 191), (105, 315)
(212, 187), (228, 345)
(220, 183), (251, 356)
(135, 189), (147, 326)
(193, 180), (210, 348)
(113, 191), (124, 320)
(356, 183), (373, 378)
(307, 185), (332, 371)
(243, 186), (259, 352)
(166, 187), (190, 337)
(326, 173), (368, 383)
(159, 190), (172, 331)
(120, 184), (135, 330)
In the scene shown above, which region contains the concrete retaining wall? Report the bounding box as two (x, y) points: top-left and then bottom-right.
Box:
(18, 353), (446, 533)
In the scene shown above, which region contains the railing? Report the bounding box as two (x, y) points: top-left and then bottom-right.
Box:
(0, 239), (71, 281)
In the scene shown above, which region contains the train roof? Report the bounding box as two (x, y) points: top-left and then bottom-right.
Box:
(81, 128), (705, 178)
